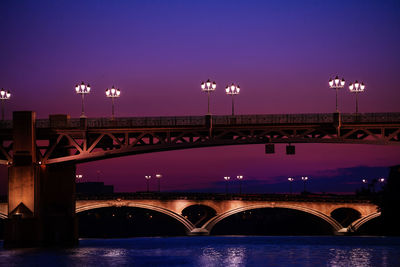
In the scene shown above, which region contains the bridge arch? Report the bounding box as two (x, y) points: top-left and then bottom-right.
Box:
(330, 207), (361, 227)
(76, 202), (195, 233)
(181, 204), (217, 227)
(202, 203), (343, 233)
(348, 212), (381, 232)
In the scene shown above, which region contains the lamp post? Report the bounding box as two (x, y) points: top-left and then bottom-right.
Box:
(237, 175), (244, 194)
(301, 176), (309, 192)
(145, 175), (152, 192)
(349, 81), (365, 115)
(225, 83), (240, 116)
(105, 86), (121, 120)
(201, 79), (216, 114)
(0, 88), (11, 121)
(288, 177), (294, 194)
(224, 176), (230, 194)
(328, 76), (345, 112)
(378, 177), (385, 190)
(75, 82), (91, 118)
(155, 174), (162, 192)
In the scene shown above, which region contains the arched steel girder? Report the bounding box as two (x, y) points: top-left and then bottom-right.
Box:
(38, 129), (400, 165)
(201, 204), (344, 233)
(1, 112), (400, 165)
(76, 203), (195, 233)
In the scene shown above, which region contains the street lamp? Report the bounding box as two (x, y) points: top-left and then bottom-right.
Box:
(201, 79), (216, 114)
(225, 83), (240, 116)
(362, 179), (368, 184)
(237, 175), (244, 194)
(105, 86), (121, 120)
(75, 82), (91, 118)
(301, 176), (309, 192)
(155, 174), (163, 192)
(348, 81), (365, 115)
(0, 88), (11, 121)
(328, 76), (345, 112)
(378, 177), (385, 191)
(224, 176), (230, 194)
(288, 177), (294, 194)
(75, 174), (83, 183)
(145, 175), (152, 192)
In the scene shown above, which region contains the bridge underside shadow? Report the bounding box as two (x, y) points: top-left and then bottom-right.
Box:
(78, 207), (188, 237)
(209, 208), (335, 235)
(0, 219), (4, 240)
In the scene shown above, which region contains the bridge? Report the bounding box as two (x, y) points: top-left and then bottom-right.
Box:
(1, 112), (399, 165)
(0, 193), (379, 235)
(0, 111), (398, 247)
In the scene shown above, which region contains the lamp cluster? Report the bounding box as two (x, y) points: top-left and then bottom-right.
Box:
(74, 82), (122, 119)
(105, 86), (121, 98)
(0, 88), (11, 100)
(287, 176), (310, 194)
(225, 84), (240, 95)
(0, 88), (11, 121)
(201, 79), (242, 115)
(201, 79), (217, 92)
(75, 82), (91, 94)
(328, 75), (366, 114)
(349, 81), (365, 93)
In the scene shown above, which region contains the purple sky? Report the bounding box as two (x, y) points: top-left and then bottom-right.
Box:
(1, 0), (399, 194)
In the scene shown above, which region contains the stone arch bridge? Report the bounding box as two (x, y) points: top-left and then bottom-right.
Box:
(1, 194), (379, 235)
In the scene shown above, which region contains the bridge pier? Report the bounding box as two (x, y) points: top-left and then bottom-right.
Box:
(188, 228), (210, 236)
(4, 112), (78, 248)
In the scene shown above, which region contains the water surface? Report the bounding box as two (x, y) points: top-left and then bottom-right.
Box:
(0, 236), (399, 266)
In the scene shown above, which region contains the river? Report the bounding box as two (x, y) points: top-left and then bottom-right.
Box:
(0, 236), (399, 266)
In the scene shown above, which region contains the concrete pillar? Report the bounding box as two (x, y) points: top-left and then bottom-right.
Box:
(4, 111), (78, 248)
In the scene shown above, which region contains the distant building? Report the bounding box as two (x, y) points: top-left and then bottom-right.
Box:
(76, 182), (114, 194)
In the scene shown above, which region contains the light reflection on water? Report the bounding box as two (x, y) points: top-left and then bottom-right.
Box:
(0, 236), (399, 267)
(329, 248), (372, 267)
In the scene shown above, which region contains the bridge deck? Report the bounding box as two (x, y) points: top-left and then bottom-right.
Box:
(1, 112), (399, 165)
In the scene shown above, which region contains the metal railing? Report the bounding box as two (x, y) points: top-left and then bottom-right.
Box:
(75, 192), (373, 203)
(1, 112), (400, 129)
